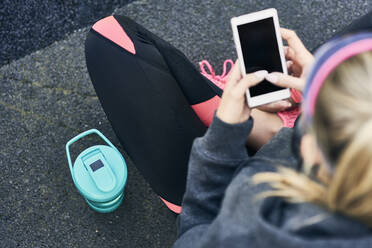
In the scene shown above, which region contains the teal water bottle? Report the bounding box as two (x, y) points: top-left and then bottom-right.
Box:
(66, 129), (128, 213)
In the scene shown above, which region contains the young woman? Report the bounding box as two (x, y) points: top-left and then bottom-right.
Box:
(173, 32), (372, 247)
(85, 11), (372, 247)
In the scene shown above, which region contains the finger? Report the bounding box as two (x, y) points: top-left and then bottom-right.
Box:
(290, 63), (303, 77)
(285, 46), (296, 61)
(286, 60), (293, 73)
(283, 45), (289, 56)
(280, 28), (307, 54)
(231, 70), (267, 98)
(225, 59), (242, 90)
(265, 72), (304, 91)
(258, 100), (292, 113)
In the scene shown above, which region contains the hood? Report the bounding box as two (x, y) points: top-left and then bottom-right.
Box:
(255, 197), (372, 248)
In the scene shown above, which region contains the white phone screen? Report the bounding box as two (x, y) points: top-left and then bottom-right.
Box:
(237, 17), (285, 97)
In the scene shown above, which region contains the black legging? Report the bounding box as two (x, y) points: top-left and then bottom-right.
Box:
(85, 15), (222, 207)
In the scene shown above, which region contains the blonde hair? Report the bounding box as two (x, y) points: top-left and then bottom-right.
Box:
(253, 52), (372, 226)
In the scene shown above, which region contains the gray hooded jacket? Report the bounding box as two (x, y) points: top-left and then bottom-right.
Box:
(173, 115), (372, 248)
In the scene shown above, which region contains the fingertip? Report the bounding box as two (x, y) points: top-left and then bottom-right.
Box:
(237, 70), (267, 92)
(280, 28), (291, 36)
(229, 59), (242, 81)
(276, 101), (291, 111)
(283, 101), (292, 108)
(286, 60), (293, 68)
(265, 72), (281, 84)
(253, 70), (268, 79)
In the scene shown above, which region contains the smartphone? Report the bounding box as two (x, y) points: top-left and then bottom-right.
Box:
(231, 8), (290, 108)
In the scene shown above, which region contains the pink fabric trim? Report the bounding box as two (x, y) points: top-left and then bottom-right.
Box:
(307, 39), (372, 115)
(92, 16), (136, 55)
(290, 88), (303, 103)
(277, 107), (302, 128)
(195, 60), (232, 126)
(160, 197), (182, 214)
(191, 96), (221, 127)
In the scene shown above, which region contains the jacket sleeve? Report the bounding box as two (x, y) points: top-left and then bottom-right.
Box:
(174, 114), (254, 245)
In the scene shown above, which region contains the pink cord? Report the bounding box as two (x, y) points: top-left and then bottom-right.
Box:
(199, 59), (234, 89)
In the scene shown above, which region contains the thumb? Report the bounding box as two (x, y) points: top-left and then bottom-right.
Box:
(265, 72), (305, 92)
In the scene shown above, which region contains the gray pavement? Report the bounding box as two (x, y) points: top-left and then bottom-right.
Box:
(0, 0), (134, 66)
(1, 0), (371, 247)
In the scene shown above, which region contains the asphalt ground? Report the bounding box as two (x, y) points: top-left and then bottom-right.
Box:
(1, 0), (372, 247)
(0, 0), (133, 66)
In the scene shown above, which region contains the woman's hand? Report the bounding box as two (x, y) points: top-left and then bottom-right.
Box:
(256, 29), (313, 113)
(265, 28), (314, 92)
(216, 60), (267, 124)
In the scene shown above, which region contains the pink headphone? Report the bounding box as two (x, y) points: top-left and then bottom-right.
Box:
(303, 32), (372, 123)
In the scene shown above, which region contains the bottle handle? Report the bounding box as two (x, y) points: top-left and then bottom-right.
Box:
(65, 129), (118, 176)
